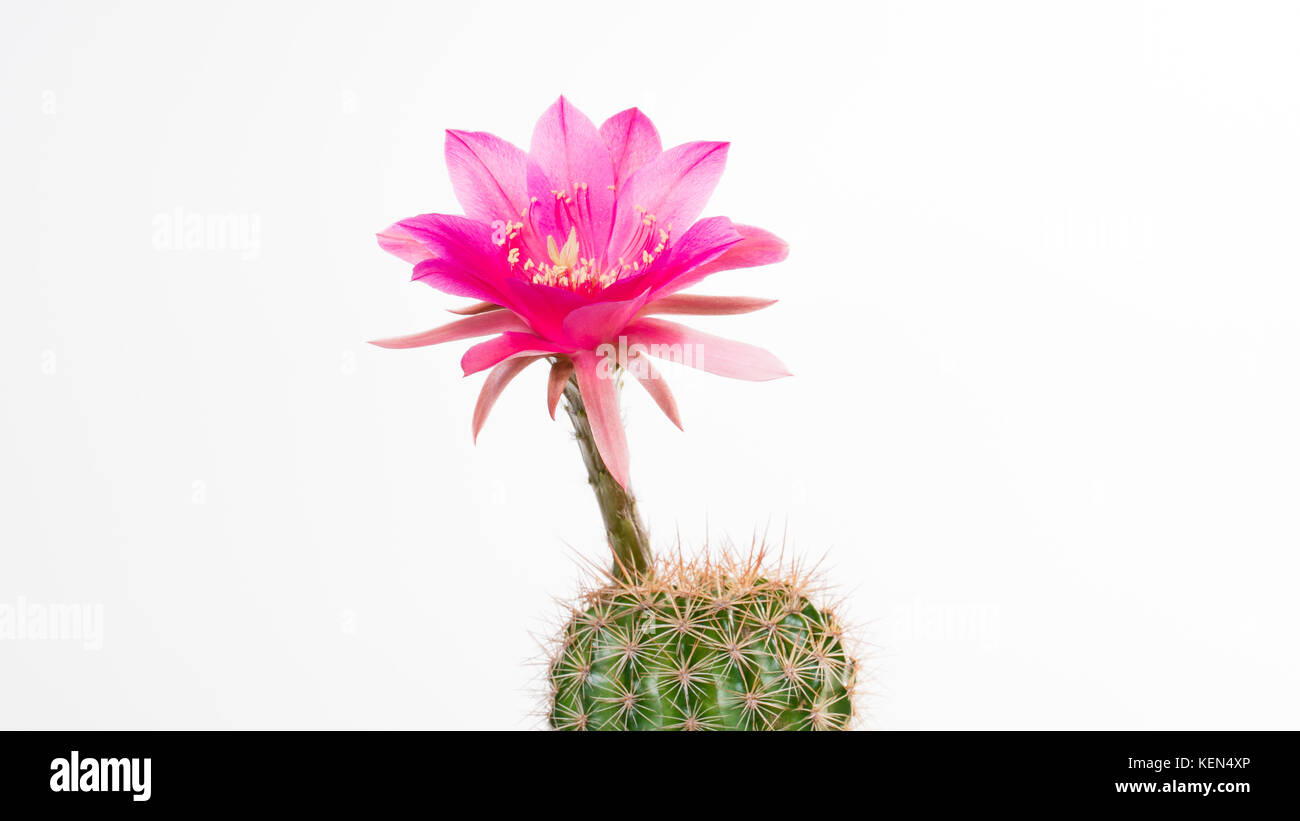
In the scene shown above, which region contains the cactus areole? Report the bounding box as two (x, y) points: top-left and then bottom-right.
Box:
(373, 98), (857, 729)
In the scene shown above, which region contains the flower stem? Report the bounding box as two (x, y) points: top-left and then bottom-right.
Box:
(562, 375), (653, 582)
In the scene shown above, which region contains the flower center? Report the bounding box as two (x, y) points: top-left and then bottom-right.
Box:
(493, 183), (671, 296)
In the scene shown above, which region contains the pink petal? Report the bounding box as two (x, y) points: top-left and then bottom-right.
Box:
(529, 97), (615, 250)
(368, 311), (528, 350)
(641, 294), (777, 317)
(377, 223), (434, 264)
(460, 332), (570, 376)
(412, 257), (502, 304)
(572, 350), (631, 489)
(522, 156), (562, 241)
(642, 223), (789, 301)
(607, 141), (729, 263)
(675, 224), (789, 284)
(624, 318), (791, 382)
(448, 301), (504, 316)
(472, 355), (541, 442)
(547, 357), (574, 419)
(595, 216), (741, 303)
(445, 130), (529, 223)
(692, 222), (789, 270)
(600, 107), (662, 193)
(499, 277), (587, 341)
(640, 216), (743, 298)
(397, 214), (511, 306)
(627, 352), (683, 430)
(558, 291), (651, 349)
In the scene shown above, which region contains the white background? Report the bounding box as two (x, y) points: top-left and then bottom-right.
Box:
(3, 0), (1298, 729)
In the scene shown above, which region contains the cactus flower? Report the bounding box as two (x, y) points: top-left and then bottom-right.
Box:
(372, 97), (790, 490)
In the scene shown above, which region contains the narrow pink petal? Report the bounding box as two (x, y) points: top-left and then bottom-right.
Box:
(641, 294), (776, 317)
(624, 318), (791, 382)
(448, 301), (504, 316)
(572, 351), (631, 489)
(627, 353), (683, 430)
(472, 355), (540, 442)
(445, 130), (529, 223)
(547, 357), (574, 419)
(368, 311), (528, 350)
(460, 332), (570, 376)
(600, 107), (662, 193)
(529, 97), (615, 250)
(607, 141), (729, 263)
(377, 223), (434, 264)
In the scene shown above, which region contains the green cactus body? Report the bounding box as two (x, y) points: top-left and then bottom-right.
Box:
(548, 570), (856, 731)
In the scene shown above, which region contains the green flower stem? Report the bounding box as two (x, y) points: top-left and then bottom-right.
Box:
(562, 375), (653, 582)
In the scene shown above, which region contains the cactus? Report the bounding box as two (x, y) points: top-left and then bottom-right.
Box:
(547, 376), (859, 730)
(547, 551), (857, 730)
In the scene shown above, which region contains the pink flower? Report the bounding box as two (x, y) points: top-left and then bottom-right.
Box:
(372, 97), (790, 488)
